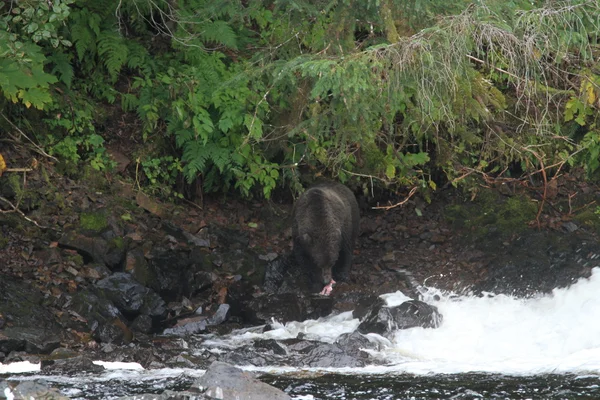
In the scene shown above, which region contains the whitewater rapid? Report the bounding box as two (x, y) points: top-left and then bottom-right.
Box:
(241, 266), (600, 376)
(3, 268), (600, 378)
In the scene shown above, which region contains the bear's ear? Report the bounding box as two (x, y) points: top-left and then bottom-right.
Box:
(300, 233), (312, 244)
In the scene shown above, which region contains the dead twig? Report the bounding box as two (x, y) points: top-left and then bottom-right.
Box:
(0, 112), (58, 162)
(372, 186), (418, 210)
(0, 195), (56, 231)
(4, 168), (33, 173)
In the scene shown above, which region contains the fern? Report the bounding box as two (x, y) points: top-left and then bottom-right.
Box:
(48, 52), (74, 88)
(70, 8), (100, 61)
(97, 31), (128, 82)
(182, 140), (211, 183)
(200, 20), (238, 49)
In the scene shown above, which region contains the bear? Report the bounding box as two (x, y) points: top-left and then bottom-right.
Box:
(291, 181), (360, 295)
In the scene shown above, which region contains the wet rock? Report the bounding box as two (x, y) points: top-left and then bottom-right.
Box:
(2, 380), (69, 400)
(147, 247), (208, 301)
(335, 331), (380, 354)
(262, 255), (292, 293)
(70, 289), (133, 344)
(283, 338), (371, 368)
(254, 339), (287, 356)
(207, 304), (230, 325)
(357, 298), (443, 335)
(124, 248), (155, 287)
(474, 231), (599, 296)
(231, 292), (333, 325)
(95, 272), (167, 321)
(0, 277), (63, 353)
(41, 355), (105, 375)
(162, 221), (210, 248)
(131, 314), (153, 333)
(163, 317), (207, 336)
(191, 361), (291, 400)
(0, 327), (60, 354)
(58, 230), (126, 269)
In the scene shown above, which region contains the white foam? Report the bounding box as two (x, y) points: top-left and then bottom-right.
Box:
(92, 361), (144, 370)
(0, 361), (40, 374)
(375, 267), (600, 375)
(237, 267), (600, 376)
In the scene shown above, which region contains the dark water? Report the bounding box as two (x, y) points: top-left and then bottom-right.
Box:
(7, 372), (600, 399)
(263, 373), (600, 399)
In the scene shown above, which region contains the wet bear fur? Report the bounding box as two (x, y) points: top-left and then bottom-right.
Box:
(292, 181), (360, 292)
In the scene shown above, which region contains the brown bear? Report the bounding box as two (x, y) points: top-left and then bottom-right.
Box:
(292, 181), (360, 295)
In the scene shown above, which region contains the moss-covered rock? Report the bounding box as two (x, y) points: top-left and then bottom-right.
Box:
(573, 208), (600, 234)
(80, 211), (108, 232)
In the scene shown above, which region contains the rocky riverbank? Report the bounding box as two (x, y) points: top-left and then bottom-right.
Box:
(2, 147), (600, 398)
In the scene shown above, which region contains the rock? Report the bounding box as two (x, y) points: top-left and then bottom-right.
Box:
(282, 338), (372, 368)
(254, 339), (287, 356)
(474, 231), (599, 296)
(58, 230), (126, 270)
(124, 248), (155, 287)
(107, 148), (131, 174)
(131, 314), (153, 333)
(192, 361), (290, 400)
(163, 318), (208, 336)
(136, 191), (166, 217)
(562, 221), (578, 233)
(41, 355), (106, 375)
(335, 331), (379, 354)
(0, 277), (63, 354)
(0, 327), (60, 354)
(262, 255), (292, 293)
(95, 272), (167, 320)
(207, 304), (230, 326)
(147, 248), (199, 300)
(357, 298), (443, 335)
(2, 380), (70, 400)
(231, 292), (333, 325)
(70, 289), (133, 344)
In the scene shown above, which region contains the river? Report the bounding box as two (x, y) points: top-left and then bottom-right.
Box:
(3, 267), (600, 399)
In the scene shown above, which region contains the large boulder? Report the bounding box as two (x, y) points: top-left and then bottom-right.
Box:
(58, 230), (126, 270)
(357, 298), (442, 335)
(0, 277), (63, 355)
(95, 272), (167, 321)
(192, 361), (290, 400)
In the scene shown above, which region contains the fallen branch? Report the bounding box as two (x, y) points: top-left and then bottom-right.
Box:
(372, 186), (418, 210)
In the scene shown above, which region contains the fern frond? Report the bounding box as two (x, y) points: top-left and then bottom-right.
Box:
(126, 41), (152, 74)
(48, 51), (74, 88)
(182, 140), (211, 183)
(97, 31), (128, 82)
(201, 20), (238, 49)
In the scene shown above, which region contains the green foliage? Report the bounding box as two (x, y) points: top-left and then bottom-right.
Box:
(4, 0), (600, 200)
(140, 156), (184, 200)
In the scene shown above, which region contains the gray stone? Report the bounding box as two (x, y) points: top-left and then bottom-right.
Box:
(192, 361), (290, 400)
(357, 298), (443, 335)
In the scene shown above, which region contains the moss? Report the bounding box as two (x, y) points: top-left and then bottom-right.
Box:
(64, 252), (84, 267)
(573, 209), (600, 234)
(444, 188), (537, 238)
(6, 173), (42, 210)
(110, 236), (125, 250)
(80, 211), (108, 232)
